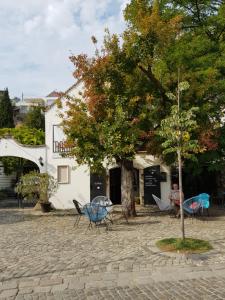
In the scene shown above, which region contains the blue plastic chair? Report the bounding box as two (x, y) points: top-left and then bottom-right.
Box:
(183, 193), (210, 218)
(92, 196), (113, 212)
(183, 196), (201, 216)
(198, 193), (210, 216)
(92, 195), (114, 223)
(83, 203), (109, 229)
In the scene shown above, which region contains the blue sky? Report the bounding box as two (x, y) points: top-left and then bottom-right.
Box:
(0, 0), (129, 98)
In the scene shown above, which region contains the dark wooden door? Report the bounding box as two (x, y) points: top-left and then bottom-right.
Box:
(144, 165), (161, 205)
(90, 173), (106, 201)
(110, 168), (121, 204)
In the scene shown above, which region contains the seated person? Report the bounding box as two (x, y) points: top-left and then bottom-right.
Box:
(168, 183), (184, 217)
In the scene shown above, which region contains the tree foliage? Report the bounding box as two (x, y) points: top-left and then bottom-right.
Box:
(158, 105), (201, 159)
(66, 1), (225, 167)
(0, 126), (45, 145)
(24, 107), (45, 131)
(0, 89), (14, 128)
(62, 0), (225, 211)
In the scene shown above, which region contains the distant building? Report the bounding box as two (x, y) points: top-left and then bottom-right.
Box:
(13, 91), (60, 125)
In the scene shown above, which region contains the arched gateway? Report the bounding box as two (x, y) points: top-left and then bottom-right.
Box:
(0, 138), (46, 173)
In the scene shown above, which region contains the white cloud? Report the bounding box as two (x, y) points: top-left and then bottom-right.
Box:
(24, 16), (42, 34)
(0, 0), (128, 97)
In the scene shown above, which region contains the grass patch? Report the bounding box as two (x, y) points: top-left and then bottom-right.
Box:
(156, 238), (213, 254)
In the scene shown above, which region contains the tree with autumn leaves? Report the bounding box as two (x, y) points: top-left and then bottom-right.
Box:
(62, 0), (225, 216)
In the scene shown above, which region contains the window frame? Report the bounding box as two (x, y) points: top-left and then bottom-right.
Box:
(57, 165), (70, 184)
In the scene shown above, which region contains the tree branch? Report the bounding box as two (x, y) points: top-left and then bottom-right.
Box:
(217, 25), (225, 40)
(138, 64), (169, 104)
(195, 0), (202, 23)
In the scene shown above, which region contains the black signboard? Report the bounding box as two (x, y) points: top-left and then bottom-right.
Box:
(90, 173), (106, 201)
(144, 165), (161, 205)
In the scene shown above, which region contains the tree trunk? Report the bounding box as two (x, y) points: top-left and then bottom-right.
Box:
(178, 150), (185, 240)
(120, 160), (137, 218)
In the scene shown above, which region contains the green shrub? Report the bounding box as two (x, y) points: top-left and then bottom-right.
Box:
(0, 126), (45, 145)
(15, 171), (58, 204)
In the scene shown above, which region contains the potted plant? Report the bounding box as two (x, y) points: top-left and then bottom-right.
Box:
(15, 171), (58, 212)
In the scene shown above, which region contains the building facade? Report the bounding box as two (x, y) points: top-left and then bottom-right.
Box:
(0, 83), (172, 208)
(45, 83), (171, 209)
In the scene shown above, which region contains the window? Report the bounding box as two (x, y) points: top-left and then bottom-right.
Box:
(53, 125), (74, 153)
(57, 166), (69, 184)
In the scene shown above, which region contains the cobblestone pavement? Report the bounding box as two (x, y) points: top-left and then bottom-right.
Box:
(1, 206), (225, 299)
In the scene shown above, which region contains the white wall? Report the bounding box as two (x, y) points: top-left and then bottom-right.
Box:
(45, 82), (90, 209)
(0, 138), (46, 173)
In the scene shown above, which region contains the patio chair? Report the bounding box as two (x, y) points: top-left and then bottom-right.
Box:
(92, 195), (114, 223)
(183, 196), (202, 218)
(73, 199), (85, 228)
(152, 194), (173, 212)
(92, 196), (113, 212)
(198, 193), (210, 216)
(82, 203), (109, 230)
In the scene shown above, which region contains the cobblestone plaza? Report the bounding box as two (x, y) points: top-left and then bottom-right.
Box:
(1, 206), (225, 299)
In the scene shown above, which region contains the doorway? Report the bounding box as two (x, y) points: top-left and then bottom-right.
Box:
(110, 168), (121, 204)
(0, 157), (39, 209)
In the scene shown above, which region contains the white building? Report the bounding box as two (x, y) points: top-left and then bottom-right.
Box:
(45, 83), (91, 209)
(0, 83), (171, 208)
(45, 82), (171, 209)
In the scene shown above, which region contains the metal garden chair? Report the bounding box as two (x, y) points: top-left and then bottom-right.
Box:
(82, 203), (109, 230)
(73, 199), (85, 227)
(92, 195), (114, 223)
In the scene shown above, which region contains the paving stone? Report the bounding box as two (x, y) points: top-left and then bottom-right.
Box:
(19, 280), (39, 288)
(40, 278), (63, 287)
(32, 286), (51, 293)
(0, 288), (18, 298)
(17, 287), (33, 295)
(1, 207), (225, 298)
(50, 283), (68, 292)
(1, 281), (18, 290)
(68, 281), (85, 290)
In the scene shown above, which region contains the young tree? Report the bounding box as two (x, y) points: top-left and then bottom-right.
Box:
(157, 82), (202, 239)
(24, 107), (45, 131)
(0, 89), (14, 128)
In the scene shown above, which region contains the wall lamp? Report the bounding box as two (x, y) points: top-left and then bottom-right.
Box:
(39, 156), (44, 166)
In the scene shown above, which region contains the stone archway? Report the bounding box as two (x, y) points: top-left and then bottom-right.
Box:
(0, 138), (46, 173)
